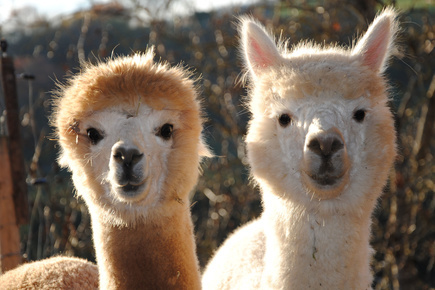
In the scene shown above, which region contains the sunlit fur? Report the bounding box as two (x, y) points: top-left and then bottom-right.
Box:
(0, 49), (208, 290)
(52, 49), (208, 289)
(203, 8), (397, 290)
(53, 51), (209, 227)
(0, 257), (98, 289)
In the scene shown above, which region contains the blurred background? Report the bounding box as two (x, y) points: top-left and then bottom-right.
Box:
(0, 0), (434, 288)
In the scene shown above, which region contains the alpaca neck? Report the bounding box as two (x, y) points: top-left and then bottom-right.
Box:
(90, 203), (201, 290)
(261, 187), (375, 290)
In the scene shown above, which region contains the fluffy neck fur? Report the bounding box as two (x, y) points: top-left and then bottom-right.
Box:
(90, 201), (201, 290)
(261, 184), (374, 289)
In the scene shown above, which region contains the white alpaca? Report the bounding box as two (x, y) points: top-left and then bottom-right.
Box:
(202, 8), (398, 290)
(0, 49), (209, 289)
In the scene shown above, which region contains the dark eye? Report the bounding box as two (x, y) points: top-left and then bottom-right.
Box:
(157, 123), (173, 140)
(278, 114), (292, 127)
(87, 128), (103, 145)
(353, 109), (366, 122)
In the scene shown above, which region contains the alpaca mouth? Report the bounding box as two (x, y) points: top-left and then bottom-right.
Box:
(302, 169), (349, 199)
(115, 178), (149, 199)
(121, 183), (141, 192)
(307, 173), (342, 186)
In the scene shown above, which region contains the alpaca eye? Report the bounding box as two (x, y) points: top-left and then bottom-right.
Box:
(278, 114), (292, 127)
(353, 109), (366, 122)
(157, 123), (173, 140)
(87, 128), (103, 145)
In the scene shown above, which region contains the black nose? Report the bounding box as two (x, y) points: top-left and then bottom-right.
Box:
(113, 147), (143, 167)
(307, 134), (344, 158)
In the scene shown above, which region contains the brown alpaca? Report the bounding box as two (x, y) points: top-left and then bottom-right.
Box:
(0, 49), (208, 289)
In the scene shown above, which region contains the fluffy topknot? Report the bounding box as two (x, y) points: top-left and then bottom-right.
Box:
(52, 49), (200, 152)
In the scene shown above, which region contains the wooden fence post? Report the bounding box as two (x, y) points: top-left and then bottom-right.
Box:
(0, 39), (29, 272)
(0, 40), (29, 225)
(0, 136), (21, 273)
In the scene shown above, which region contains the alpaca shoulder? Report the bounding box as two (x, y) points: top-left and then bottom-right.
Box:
(202, 219), (265, 289)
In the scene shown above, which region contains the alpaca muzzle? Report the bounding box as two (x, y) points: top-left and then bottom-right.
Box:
(109, 141), (149, 200)
(302, 127), (350, 199)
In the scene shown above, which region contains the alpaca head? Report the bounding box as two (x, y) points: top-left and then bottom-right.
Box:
(53, 49), (209, 225)
(240, 9), (397, 211)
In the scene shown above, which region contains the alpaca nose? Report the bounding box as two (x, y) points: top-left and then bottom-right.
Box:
(113, 146), (143, 167)
(307, 131), (344, 158)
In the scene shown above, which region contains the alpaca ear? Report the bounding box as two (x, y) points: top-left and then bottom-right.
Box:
(240, 18), (282, 78)
(352, 8), (398, 73)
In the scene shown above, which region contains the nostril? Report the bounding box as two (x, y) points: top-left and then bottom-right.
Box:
(307, 136), (344, 157)
(113, 147), (143, 166)
(307, 139), (322, 155)
(113, 148), (126, 163)
(331, 138), (344, 154)
(131, 152), (143, 165)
